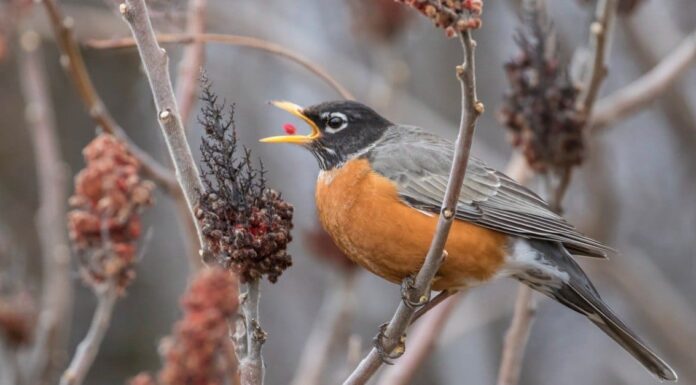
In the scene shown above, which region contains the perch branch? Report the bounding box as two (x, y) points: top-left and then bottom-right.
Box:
(59, 283), (118, 385)
(175, 0), (207, 124)
(497, 2), (617, 385)
(120, 0), (207, 254)
(591, 30), (696, 131)
(343, 29), (483, 385)
(290, 270), (356, 385)
(85, 33), (354, 100)
(17, 29), (74, 385)
(40, 0), (178, 193)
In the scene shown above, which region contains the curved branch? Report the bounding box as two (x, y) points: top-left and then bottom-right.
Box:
(85, 33), (354, 100)
(343, 29), (483, 385)
(591, 30), (696, 131)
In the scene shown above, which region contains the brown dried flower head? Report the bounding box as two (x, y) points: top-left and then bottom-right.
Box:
(67, 134), (155, 293)
(498, 7), (586, 172)
(0, 289), (36, 347)
(195, 76), (293, 283)
(397, 0), (483, 36)
(129, 267), (238, 385)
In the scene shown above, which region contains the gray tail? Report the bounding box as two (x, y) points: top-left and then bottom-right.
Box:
(526, 241), (678, 382)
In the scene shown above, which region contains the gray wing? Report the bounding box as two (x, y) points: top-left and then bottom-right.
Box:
(366, 126), (614, 258)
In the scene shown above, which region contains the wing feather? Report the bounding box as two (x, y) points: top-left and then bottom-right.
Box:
(367, 126), (614, 258)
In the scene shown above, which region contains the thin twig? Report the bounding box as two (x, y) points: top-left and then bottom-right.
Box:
(238, 280), (265, 385)
(577, 0), (617, 115)
(290, 270), (356, 385)
(85, 33), (354, 100)
(496, 2), (617, 384)
(17, 29), (74, 385)
(591, 30), (696, 131)
(343, 29), (483, 385)
(120, 0), (207, 255)
(175, 0), (207, 125)
(40, 0), (178, 193)
(59, 283), (118, 385)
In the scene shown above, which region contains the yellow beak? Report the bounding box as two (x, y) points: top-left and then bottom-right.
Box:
(260, 101), (321, 144)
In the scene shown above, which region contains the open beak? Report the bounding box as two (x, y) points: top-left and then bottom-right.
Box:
(260, 101), (321, 144)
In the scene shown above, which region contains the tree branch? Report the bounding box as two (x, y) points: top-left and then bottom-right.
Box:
(175, 0), (207, 125)
(591, 30), (696, 131)
(342, 29), (483, 385)
(59, 283), (118, 385)
(119, 0), (207, 257)
(496, 2), (617, 384)
(85, 33), (354, 100)
(17, 29), (74, 385)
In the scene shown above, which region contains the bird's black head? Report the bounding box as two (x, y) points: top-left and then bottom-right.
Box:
(260, 100), (392, 170)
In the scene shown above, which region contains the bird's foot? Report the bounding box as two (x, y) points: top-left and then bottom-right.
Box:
(373, 322), (406, 364)
(401, 275), (429, 309)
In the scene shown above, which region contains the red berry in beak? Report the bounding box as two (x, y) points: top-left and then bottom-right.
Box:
(283, 123), (297, 135)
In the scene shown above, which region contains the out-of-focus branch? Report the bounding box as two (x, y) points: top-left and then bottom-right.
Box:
(119, 0), (207, 256)
(86, 33), (354, 100)
(497, 2), (617, 385)
(577, 0), (617, 116)
(591, 31), (696, 131)
(343, 28), (483, 385)
(290, 270), (356, 385)
(59, 283), (118, 385)
(40, 0), (178, 194)
(17, 29), (73, 385)
(175, 0), (207, 124)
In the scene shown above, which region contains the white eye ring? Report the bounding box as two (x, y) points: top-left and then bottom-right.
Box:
(325, 112), (348, 134)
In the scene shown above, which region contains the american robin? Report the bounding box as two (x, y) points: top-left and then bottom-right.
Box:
(261, 100), (677, 381)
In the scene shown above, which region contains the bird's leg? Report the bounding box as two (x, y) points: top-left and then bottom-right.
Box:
(373, 322), (407, 364)
(400, 274), (430, 309)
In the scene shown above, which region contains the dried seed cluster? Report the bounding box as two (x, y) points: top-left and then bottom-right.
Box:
(196, 77), (293, 283)
(0, 289), (36, 347)
(67, 134), (155, 292)
(397, 0), (483, 36)
(130, 268), (238, 385)
(498, 8), (586, 172)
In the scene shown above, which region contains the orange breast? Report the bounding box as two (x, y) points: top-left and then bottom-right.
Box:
(315, 158), (509, 291)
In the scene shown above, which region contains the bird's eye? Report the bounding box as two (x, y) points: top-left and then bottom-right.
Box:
(325, 112), (348, 133)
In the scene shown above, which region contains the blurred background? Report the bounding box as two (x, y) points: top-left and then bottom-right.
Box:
(0, 0), (695, 384)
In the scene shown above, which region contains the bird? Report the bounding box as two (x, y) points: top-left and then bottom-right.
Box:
(260, 100), (677, 381)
